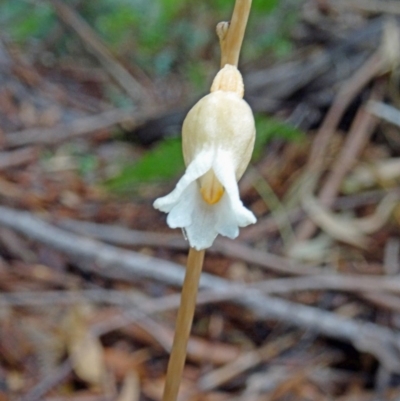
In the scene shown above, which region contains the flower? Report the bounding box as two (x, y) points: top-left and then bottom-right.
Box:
(153, 64), (256, 250)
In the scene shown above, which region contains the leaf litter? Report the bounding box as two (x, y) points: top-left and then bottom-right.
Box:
(2, 1), (400, 400)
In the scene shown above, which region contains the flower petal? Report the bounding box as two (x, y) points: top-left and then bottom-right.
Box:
(215, 193), (239, 238)
(166, 182), (197, 228)
(185, 187), (252, 249)
(184, 195), (219, 250)
(213, 150), (256, 227)
(153, 149), (213, 213)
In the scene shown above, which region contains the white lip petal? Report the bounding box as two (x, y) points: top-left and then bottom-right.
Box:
(153, 149), (213, 213)
(213, 150), (256, 227)
(154, 148), (256, 250)
(215, 193), (240, 238)
(184, 196), (219, 250)
(166, 182), (197, 228)
(212, 150), (240, 201)
(183, 182), (255, 249)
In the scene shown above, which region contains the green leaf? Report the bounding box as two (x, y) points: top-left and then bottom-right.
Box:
(0, 2), (55, 43)
(106, 138), (184, 193)
(253, 115), (305, 160)
(95, 6), (139, 48)
(211, 0), (278, 14)
(253, 0), (279, 12)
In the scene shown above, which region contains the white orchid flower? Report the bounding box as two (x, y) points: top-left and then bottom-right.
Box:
(153, 64), (256, 250)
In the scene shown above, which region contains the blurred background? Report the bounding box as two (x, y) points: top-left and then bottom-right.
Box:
(0, 0), (302, 195)
(2, 0), (400, 400)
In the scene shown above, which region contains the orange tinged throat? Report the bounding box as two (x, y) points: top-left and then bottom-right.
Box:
(200, 169), (224, 205)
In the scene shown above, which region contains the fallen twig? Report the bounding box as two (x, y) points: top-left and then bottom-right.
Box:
(0, 289), (145, 307)
(368, 100), (400, 127)
(315, 86), (383, 207)
(3, 271), (400, 308)
(57, 218), (321, 276)
(0, 147), (37, 169)
(49, 0), (152, 105)
(198, 333), (298, 391)
(4, 108), (143, 147)
(295, 52), (385, 242)
(331, 0), (400, 15)
(19, 359), (72, 401)
(299, 51), (382, 174)
(0, 206), (400, 370)
(241, 188), (394, 241)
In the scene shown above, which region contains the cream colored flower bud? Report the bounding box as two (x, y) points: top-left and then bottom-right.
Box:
(154, 65), (256, 250)
(210, 64), (244, 96)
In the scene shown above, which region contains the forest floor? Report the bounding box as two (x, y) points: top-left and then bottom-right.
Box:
(2, 1), (400, 400)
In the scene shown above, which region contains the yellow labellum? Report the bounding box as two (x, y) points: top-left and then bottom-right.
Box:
(199, 169), (225, 205)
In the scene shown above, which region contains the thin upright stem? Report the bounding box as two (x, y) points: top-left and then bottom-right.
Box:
(162, 3), (253, 399)
(162, 247), (205, 401)
(220, 0), (252, 67)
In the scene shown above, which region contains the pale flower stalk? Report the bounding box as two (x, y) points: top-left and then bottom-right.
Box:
(154, 64), (256, 249)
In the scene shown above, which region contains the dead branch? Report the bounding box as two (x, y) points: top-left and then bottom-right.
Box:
(331, 0), (400, 15)
(368, 101), (400, 127)
(4, 269), (400, 311)
(57, 219), (187, 249)
(49, 0), (152, 106)
(295, 53), (384, 242)
(0, 147), (37, 169)
(198, 333), (298, 391)
(316, 87), (383, 206)
(57, 218), (321, 276)
(254, 275), (400, 295)
(19, 360), (72, 401)
(241, 188), (393, 242)
(306, 51), (383, 177)
(3, 272), (400, 310)
(0, 289), (144, 307)
(1, 206), (400, 371)
(4, 108), (143, 147)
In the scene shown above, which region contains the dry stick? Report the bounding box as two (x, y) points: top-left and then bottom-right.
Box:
(306, 51), (383, 178)
(58, 218), (187, 250)
(362, 292), (400, 312)
(1, 206), (400, 370)
(0, 147), (37, 170)
(315, 90), (382, 205)
(332, 0), (400, 15)
(198, 333), (298, 391)
(4, 272), (400, 310)
(19, 359), (72, 401)
(49, 0), (152, 106)
(59, 187), (394, 247)
(4, 108), (142, 147)
(368, 101), (400, 127)
(307, 52), (382, 171)
(57, 218), (321, 276)
(162, 248), (205, 401)
(10, 212), (400, 304)
(366, 238), (400, 311)
(300, 84), (384, 242)
(295, 51), (384, 242)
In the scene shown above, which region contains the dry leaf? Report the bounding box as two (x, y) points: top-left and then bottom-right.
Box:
(343, 158), (400, 192)
(302, 195), (368, 248)
(69, 331), (105, 386)
(116, 370), (140, 401)
(381, 18), (400, 73)
(354, 193), (398, 233)
(287, 234), (333, 262)
(65, 306), (106, 387)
